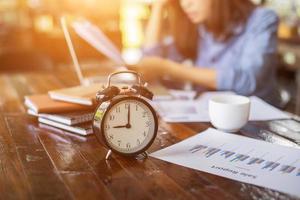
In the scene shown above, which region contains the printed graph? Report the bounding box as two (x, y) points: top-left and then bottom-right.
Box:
(188, 143), (300, 176)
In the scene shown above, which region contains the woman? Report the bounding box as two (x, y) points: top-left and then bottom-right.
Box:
(130, 0), (281, 106)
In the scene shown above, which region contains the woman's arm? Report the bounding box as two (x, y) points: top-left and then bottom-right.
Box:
(129, 57), (217, 89)
(144, 1), (169, 48)
(143, 1), (185, 62)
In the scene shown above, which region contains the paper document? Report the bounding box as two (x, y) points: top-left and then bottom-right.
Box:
(154, 92), (290, 123)
(151, 128), (300, 197)
(249, 96), (290, 121)
(168, 89), (197, 100)
(154, 100), (209, 122)
(72, 20), (125, 66)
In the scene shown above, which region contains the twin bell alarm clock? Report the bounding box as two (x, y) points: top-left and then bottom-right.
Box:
(92, 71), (158, 159)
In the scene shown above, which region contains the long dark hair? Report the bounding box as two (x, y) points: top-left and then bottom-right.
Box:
(166, 0), (256, 59)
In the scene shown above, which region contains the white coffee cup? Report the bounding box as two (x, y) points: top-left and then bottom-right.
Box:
(209, 94), (250, 132)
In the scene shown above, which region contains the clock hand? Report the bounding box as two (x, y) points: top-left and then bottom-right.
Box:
(127, 104), (131, 127)
(113, 123), (131, 129)
(113, 125), (127, 128)
(113, 104), (132, 129)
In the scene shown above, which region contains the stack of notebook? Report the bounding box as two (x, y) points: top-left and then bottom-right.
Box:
(24, 84), (104, 136)
(25, 83), (171, 136)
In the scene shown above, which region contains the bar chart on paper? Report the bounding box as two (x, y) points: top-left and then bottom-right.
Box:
(151, 128), (300, 197)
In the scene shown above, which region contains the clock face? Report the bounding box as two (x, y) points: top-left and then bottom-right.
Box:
(101, 97), (157, 155)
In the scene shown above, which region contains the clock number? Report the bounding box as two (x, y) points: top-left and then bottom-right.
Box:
(143, 131), (147, 137)
(105, 124), (110, 130)
(116, 106), (121, 113)
(137, 139), (141, 145)
(109, 135), (114, 140)
(117, 140), (121, 146)
(125, 103), (129, 109)
(126, 143), (131, 150)
(135, 105), (138, 111)
(109, 115), (115, 121)
(146, 121), (151, 127)
(142, 111), (147, 118)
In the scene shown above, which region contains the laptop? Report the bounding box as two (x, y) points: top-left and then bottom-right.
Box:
(61, 17), (130, 86)
(61, 16), (86, 85)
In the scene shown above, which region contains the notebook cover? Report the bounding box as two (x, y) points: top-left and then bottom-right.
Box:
(48, 84), (171, 105)
(48, 84), (104, 106)
(24, 94), (94, 114)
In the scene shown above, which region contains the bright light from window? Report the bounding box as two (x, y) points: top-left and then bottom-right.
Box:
(120, 0), (150, 64)
(34, 15), (54, 33)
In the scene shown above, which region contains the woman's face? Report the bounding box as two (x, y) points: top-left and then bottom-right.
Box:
(179, 0), (211, 24)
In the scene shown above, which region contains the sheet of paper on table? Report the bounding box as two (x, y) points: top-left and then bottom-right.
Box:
(153, 92), (291, 123)
(150, 128), (300, 197)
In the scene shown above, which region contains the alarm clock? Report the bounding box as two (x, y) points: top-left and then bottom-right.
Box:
(93, 71), (158, 159)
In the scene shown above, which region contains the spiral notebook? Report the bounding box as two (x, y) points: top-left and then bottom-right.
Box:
(38, 117), (93, 136)
(28, 109), (94, 126)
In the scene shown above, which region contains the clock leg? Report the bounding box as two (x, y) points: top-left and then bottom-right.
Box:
(135, 151), (148, 160)
(144, 151), (149, 158)
(105, 149), (112, 160)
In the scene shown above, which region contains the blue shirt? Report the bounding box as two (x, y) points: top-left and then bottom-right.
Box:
(143, 7), (281, 106)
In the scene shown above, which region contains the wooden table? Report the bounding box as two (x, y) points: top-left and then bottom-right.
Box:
(0, 68), (299, 200)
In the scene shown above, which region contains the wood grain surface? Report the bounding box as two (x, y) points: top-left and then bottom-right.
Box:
(0, 67), (299, 200)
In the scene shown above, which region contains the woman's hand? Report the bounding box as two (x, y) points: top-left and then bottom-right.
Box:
(128, 57), (170, 81)
(144, 0), (174, 48)
(153, 0), (172, 9)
